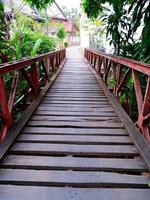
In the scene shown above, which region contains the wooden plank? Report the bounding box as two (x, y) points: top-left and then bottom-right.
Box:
(48, 86), (102, 89)
(49, 90), (102, 93)
(53, 83), (99, 85)
(45, 94), (105, 97)
(10, 143), (138, 157)
(17, 134), (132, 145)
(36, 106), (115, 112)
(40, 102), (111, 106)
(0, 169), (148, 188)
(47, 91), (104, 94)
(51, 85), (101, 87)
(27, 121), (123, 128)
(34, 111), (116, 117)
(0, 186), (150, 200)
(22, 127), (128, 135)
(31, 115), (118, 122)
(44, 97), (108, 101)
(52, 84), (100, 86)
(41, 100), (110, 104)
(0, 59), (67, 162)
(2, 155), (146, 172)
(38, 104), (112, 108)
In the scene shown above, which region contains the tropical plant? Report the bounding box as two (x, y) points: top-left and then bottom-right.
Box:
(0, 1), (10, 62)
(9, 14), (56, 60)
(82, 0), (150, 60)
(11, 27), (56, 60)
(24, 0), (54, 9)
(64, 41), (68, 48)
(56, 25), (66, 49)
(82, 0), (150, 121)
(0, 0), (55, 63)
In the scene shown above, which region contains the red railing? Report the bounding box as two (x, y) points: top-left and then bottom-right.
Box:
(0, 49), (66, 140)
(85, 48), (150, 143)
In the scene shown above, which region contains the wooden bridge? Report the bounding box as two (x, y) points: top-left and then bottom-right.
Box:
(0, 47), (150, 199)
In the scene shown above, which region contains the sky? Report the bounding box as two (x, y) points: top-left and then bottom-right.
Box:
(56, 0), (81, 10)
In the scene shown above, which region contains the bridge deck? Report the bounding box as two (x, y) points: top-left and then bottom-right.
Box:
(0, 49), (150, 199)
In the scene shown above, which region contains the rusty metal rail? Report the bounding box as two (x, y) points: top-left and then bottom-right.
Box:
(0, 49), (66, 140)
(84, 48), (150, 142)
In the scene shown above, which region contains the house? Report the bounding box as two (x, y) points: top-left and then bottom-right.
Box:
(46, 1), (79, 46)
(3, 0), (79, 46)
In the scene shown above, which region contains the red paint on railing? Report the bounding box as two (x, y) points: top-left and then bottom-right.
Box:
(0, 49), (66, 140)
(85, 48), (150, 143)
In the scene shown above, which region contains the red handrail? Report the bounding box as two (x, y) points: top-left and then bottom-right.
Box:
(84, 48), (150, 143)
(0, 49), (66, 140)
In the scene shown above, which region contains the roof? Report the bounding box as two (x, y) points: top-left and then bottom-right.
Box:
(50, 19), (77, 33)
(3, 0), (67, 22)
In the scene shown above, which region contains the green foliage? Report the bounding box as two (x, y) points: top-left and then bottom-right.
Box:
(82, 0), (150, 59)
(30, 38), (42, 57)
(0, 2), (5, 52)
(56, 26), (66, 41)
(24, 0), (54, 9)
(0, 2), (10, 62)
(10, 14), (56, 60)
(64, 41), (68, 48)
(82, 0), (104, 19)
(11, 30), (56, 59)
(56, 25), (66, 49)
(82, 0), (150, 121)
(0, 0), (57, 121)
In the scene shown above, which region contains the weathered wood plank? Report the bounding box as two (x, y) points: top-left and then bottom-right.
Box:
(27, 120), (123, 128)
(17, 134), (132, 145)
(0, 186), (150, 200)
(34, 111), (116, 117)
(36, 106), (115, 112)
(50, 89), (101, 92)
(31, 115), (118, 122)
(22, 127), (128, 135)
(47, 91), (105, 94)
(38, 104), (112, 108)
(10, 143), (138, 157)
(2, 155), (146, 172)
(41, 100), (110, 105)
(44, 97), (108, 101)
(45, 94), (105, 97)
(0, 169), (148, 188)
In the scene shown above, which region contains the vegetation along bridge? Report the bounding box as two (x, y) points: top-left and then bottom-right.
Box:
(0, 47), (150, 199)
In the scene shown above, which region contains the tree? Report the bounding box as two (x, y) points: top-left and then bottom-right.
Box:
(82, 0), (150, 59)
(0, 0), (55, 62)
(56, 25), (66, 49)
(129, 0), (150, 57)
(82, 0), (150, 122)
(24, 0), (54, 9)
(0, 0), (10, 62)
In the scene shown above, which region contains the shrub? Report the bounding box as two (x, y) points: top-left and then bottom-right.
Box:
(64, 41), (68, 48)
(11, 29), (56, 59)
(56, 25), (66, 48)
